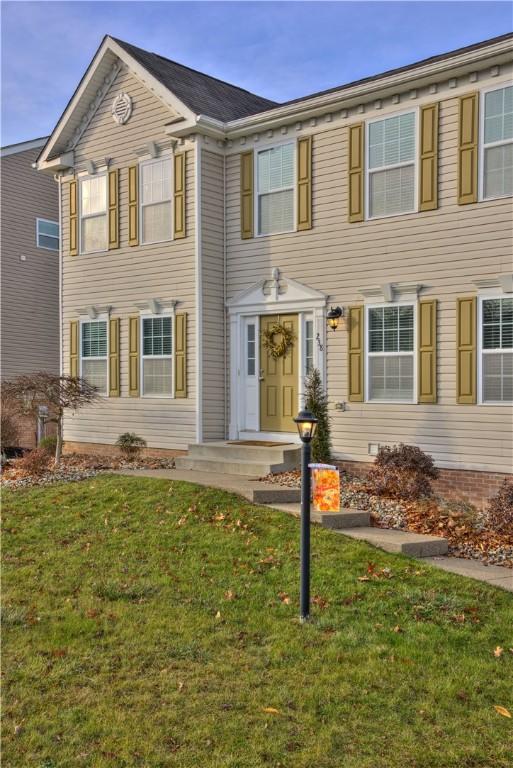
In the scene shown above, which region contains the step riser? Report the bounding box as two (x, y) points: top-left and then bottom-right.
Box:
(251, 488), (301, 503)
(188, 444), (300, 466)
(175, 457), (284, 476)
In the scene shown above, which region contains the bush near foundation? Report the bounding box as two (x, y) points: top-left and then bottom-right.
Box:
(485, 480), (513, 536)
(115, 432), (147, 459)
(17, 447), (51, 477)
(0, 395), (20, 453)
(366, 443), (439, 501)
(38, 436), (58, 455)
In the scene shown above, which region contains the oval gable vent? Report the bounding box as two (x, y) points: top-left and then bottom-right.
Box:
(112, 92), (132, 125)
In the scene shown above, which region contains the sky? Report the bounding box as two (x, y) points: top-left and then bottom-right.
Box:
(1, 0), (512, 146)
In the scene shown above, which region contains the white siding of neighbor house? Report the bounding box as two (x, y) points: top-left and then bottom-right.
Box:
(201, 148), (226, 441)
(224, 73), (513, 473)
(61, 64), (197, 450)
(1, 146), (59, 380)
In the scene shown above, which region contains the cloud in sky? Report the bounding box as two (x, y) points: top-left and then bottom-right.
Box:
(1, 0), (511, 145)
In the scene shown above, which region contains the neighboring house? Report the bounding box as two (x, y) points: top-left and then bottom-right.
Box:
(1, 137), (60, 448)
(37, 33), (512, 502)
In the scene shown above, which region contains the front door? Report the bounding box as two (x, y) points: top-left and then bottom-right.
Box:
(259, 314), (298, 432)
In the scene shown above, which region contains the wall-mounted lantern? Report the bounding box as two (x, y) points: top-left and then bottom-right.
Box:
(327, 306), (344, 331)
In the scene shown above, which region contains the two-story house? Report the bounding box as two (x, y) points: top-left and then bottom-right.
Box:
(1, 137), (60, 448)
(37, 33), (513, 503)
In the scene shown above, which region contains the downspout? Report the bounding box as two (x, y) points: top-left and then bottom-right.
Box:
(195, 138), (203, 443)
(223, 150), (227, 439)
(57, 174), (63, 376)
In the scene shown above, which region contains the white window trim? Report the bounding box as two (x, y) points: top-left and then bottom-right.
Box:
(36, 218), (59, 251)
(139, 156), (173, 246)
(79, 173), (108, 255)
(479, 83), (513, 203)
(79, 315), (109, 396)
(365, 301), (417, 404)
(254, 139), (296, 237)
(365, 107), (419, 221)
(140, 312), (175, 398)
(477, 295), (513, 406)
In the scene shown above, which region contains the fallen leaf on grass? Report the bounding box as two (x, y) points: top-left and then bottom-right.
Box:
(262, 707), (281, 715)
(494, 705), (511, 718)
(178, 681), (184, 692)
(392, 625), (403, 633)
(224, 590), (236, 601)
(357, 576), (371, 582)
(278, 592), (291, 604)
(494, 646), (504, 658)
(215, 611), (221, 619)
(312, 595), (329, 609)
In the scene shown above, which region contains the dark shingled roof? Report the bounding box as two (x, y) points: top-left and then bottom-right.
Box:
(113, 37), (278, 121)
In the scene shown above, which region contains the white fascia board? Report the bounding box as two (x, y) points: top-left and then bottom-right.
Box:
(0, 136), (48, 157)
(37, 36), (197, 168)
(223, 37), (513, 138)
(165, 114), (227, 140)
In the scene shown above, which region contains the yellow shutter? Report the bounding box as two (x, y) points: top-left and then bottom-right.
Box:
(174, 152), (186, 239)
(129, 315), (140, 397)
(348, 123), (364, 223)
(174, 312), (187, 398)
(109, 317), (120, 397)
(419, 103), (439, 212)
(456, 297), (477, 404)
(418, 300), (437, 403)
(128, 165), (139, 246)
(69, 180), (78, 256)
(70, 320), (79, 378)
(348, 305), (364, 401)
(297, 136), (312, 230)
(108, 169), (119, 249)
(240, 151), (254, 239)
(458, 93), (479, 205)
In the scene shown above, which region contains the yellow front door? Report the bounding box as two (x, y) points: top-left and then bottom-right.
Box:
(259, 314), (298, 432)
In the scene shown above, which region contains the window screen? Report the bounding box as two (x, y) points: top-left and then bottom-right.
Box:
(257, 144), (294, 235)
(81, 321), (108, 394)
(482, 297), (513, 402)
(142, 316), (173, 395)
(368, 112), (416, 217)
(483, 86), (513, 199)
(367, 305), (415, 401)
(80, 176), (107, 253)
(141, 159), (172, 244)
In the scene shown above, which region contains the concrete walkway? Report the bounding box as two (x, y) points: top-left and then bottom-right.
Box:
(115, 468), (513, 593)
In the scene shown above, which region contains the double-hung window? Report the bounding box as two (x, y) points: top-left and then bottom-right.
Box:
(140, 158), (172, 244)
(36, 219), (59, 251)
(80, 175), (107, 254)
(481, 85), (513, 200)
(367, 111), (416, 218)
(257, 143), (295, 235)
(142, 316), (173, 396)
(81, 320), (108, 394)
(367, 304), (415, 402)
(480, 297), (513, 403)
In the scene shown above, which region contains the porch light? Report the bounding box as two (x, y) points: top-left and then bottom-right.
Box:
(327, 306), (343, 331)
(294, 409), (318, 443)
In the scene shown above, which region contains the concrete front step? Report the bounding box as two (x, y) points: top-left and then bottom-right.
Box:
(337, 527), (448, 557)
(175, 456), (286, 476)
(270, 503), (370, 529)
(188, 442), (300, 468)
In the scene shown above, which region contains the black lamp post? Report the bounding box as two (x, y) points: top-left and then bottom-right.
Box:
(293, 409), (318, 622)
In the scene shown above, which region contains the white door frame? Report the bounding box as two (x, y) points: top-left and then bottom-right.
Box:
(227, 271), (327, 440)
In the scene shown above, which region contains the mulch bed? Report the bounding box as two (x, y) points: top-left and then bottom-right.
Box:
(1, 453), (176, 490)
(260, 470), (513, 569)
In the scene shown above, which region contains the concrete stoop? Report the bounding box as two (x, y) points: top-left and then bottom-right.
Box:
(175, 442), (301, 477)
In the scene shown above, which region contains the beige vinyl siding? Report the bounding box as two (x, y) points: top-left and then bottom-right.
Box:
(201, 149), (226, 440)
(225, 80), (513, 474)
(61, 66), (196, 450)
(0, 146), (59, 379)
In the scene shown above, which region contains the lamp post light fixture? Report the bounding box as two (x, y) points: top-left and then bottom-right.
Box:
(294, 409), (318, 622)
(327, 305), (343, 331)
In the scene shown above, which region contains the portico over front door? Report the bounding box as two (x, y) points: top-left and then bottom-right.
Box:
(259, 314), (298, 432)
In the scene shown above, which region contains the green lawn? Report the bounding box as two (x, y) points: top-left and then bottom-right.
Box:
(3, 475), (513, 768)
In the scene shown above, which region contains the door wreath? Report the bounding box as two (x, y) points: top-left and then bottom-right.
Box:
(262, 322), (295, 360)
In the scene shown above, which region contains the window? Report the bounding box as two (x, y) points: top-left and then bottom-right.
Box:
(367, 304), (415, 401)
(367, 111), (416, 218)
(257, 143), (294, 235)
(481, 86), (513, 200)
(36, 219), (59, 251)
(81, 320), (108, 394)
(80, 175), (107, 253)
(247, 323), (256, 376)
(142, 316), (173, 396)
(305, 319), (314, 375)
(481, 297), (513, 403)
(141, 158), (172, 244)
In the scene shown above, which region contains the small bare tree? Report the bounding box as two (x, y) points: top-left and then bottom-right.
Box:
(2, 372), (101, 464)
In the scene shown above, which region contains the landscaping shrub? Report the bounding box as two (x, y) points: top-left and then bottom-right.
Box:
(366, 443), (439, 501)
(38, 436), (57, 455)
(17, 447), (51, 477)
(0, 395), (20, 452)
(485, 480), (513, 536)
(304, 368), (332, 463)
(115, 432), (147, 459)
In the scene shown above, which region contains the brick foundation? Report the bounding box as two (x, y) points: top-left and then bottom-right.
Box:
(336, 460), (512, 509)
(63, 441), (186, 460)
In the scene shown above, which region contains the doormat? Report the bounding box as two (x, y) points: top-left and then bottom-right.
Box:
(227, 441), (293, 447)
